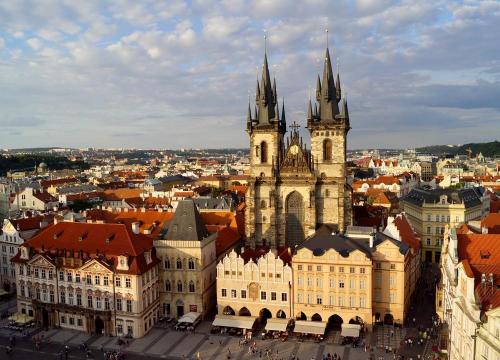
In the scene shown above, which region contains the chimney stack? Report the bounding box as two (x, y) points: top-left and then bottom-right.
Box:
(131, 222), (140, 234)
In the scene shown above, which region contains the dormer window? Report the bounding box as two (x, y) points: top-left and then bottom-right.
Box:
(117, 255), (129, 271)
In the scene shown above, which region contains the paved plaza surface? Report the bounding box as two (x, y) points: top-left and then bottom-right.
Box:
(0, 264), (442, 359)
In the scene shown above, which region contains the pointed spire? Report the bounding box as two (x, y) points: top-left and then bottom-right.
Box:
(247, 102), (252, 122)
(307, 99), (313, 120)
(316, 47), (340, 122)
(341, 97), (349, 119)
(275, 99), (280, 122)
(314, 103), (318, 116)
(273, 77), (277, 105)
(255, 79), (260, 100)
(316, 75), (322, 101)
(336, 69), (342, 103)
(281, 99), (286, 123)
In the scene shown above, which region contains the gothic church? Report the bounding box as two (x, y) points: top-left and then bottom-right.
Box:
(245, 47), (352, 249)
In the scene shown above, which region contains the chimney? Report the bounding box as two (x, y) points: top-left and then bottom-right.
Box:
(131, 222), (140, 234)
(489, 273), (494, 287)
(369, 233), (375, 248)
(481, 273), (486, 285)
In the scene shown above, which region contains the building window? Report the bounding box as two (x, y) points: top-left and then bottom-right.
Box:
(350, 279), (355, 288)
(297, 293), (303, 303)
(307, 294), (312, 304)
(59, 271), (64, 281)
(41, 269), (46, 279)
(241, 290), (247, 298)
(307, 277), (313, 287)
(329, 278), (335, 288)
(95, 275), (100, 285)
(260, 291), (266, 300)
(297, 265), (302, 271)
(125, 278), (131, 288)
(360, 279), (366, 290)
(67, 272), (72, 282)
(103, 276), (109, 286)
(75, 273), (80, 282)
(317, 265), (322, 271)
(176, 258), (182, 269)
(350, 267), (355, 273)
(390, 292), (396, 303)
(298, 277), (303, 286)
(427, 227), (431, 235)
(360, 296), (366, 308)
(34, 268), (39, 278)
(87, 295), (93, 308)
(221, 289), (227, 297)
(177, 281), (183, 292)
(316, 295), (322, 305)
(360, 268), (365, 274)
(105, 298), (110, 310)
(330, 266), (334, 272)
(316, 278), (322, 287)
(96, 297), (101, 309)
(375, 262), (381, 269)
(86, 274), (92, 285)
(164, 258), (170, 269)
(61, 316), (66, 324)
(349, 296), (355, 307)
(116, 299), (122, 311)
(427, 214), (431, 221)
(271, 292), (277, 301)
(68, 293), (74, 305)
(338, 296), (344, 306)
(165, 280), (171, 291)
(390, 275), (396, 286)
(189, 281), (195, 293)
(230, 289), (237, 298)
(281, 293), (287, 302)
(188, 258), (195, 270)
(323, 139), (332, 161)
(115, 277), (121, 287)
(339, 280), (345, 288)
(260, 141), (268, 163)
(329, 296), (334, 305)
(126, 300), (133, 312)
(427, 239), (431, 246)
(339, 267), (344, 273)
(77, 318), (83, 326)
(60, 291), (66, 304)
(76, 294), (82, 306)
(390, 264), (396, 270)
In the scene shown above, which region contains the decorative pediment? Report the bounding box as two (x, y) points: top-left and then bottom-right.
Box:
(78, 259), (112, 274)
(280, 131), (314, 175)
(28, 254), (55, 268)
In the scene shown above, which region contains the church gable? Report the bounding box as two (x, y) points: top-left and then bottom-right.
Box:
(280, 125), (313, 175)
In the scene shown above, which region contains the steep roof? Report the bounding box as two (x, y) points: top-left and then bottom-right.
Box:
(165, 200), (208, 241)
(392, 214), (421, 251)
(8, 215), (53, 232)
(481, 213), (500, 234)
(403, 187), (485, 208)
(102, 188), (142, 201)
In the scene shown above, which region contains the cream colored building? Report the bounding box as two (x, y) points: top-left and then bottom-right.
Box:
(216, 249), (292, 319)
(155, 200), (218, 318)
(10, 187), (59, 212)
(440, 225), (499, 360)
(12, 221), (161, 338)
(401, 187), (489, 263)
(291, 225), (415, 332)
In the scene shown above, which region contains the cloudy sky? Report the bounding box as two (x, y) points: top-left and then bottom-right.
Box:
(0, 0), (499, 150)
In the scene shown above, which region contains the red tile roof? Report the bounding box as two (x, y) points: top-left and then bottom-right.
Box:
(102, 188), (142, 201)
(457, 232), (500, 310)
(40, 178), (78, 189)
(9, 215), (53, 232)
(393, 214), (421, 251)
(33, 191), (58, 203)
(13, 222), (158, 275)
(481, 213), (500, 234)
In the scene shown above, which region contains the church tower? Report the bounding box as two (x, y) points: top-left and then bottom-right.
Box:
(245, 52), (286, 247)
(307, 47), (352, 230)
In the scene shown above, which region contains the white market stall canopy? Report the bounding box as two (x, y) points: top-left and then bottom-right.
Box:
(212, 315), (257, 329)
(341, 324), (361, 337)
(178, 312), (201, 324)
(293, 320), (327, 335)
(265, 318), (291, 332)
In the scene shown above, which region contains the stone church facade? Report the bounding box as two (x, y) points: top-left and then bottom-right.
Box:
(245, 47), (352, 249)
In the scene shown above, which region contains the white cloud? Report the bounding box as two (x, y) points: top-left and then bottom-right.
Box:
(27, 37), (43, 50)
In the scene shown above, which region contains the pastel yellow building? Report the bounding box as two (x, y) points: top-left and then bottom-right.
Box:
(401, 187), (489, 263)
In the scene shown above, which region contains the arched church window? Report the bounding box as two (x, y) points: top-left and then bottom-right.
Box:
(260, 200), (266, 209)
(176, 258), (182, 269)
(165, 280), (171, 292)
(260, 141), (268, 163)
(177, 281), (183, 292)
(323, 139), (332, 161)
(189, 281), (195, 293)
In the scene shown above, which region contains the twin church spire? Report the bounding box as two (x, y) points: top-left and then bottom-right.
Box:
(246, 53), (286, 133)
(247, 45), (349, 134)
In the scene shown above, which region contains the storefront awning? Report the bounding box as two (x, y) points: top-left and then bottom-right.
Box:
(8, 313), (34, 324)
(293, 320), (326, 335)
(341, 324), (360, 337)
(178, 312), (201, 324)
(212, 315), (257, 329)
(265, 318), (290, 332)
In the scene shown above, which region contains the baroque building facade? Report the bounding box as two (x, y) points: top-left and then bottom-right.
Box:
(245, 47), (352, 249)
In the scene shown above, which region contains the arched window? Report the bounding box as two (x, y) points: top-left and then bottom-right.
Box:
(260, 200), (266, 209)
(189, 281), (195, 293)
(165, 280), (171, 292)
(177, 281), (183, 292)
(188, 258), (195, 270)
(260, 141), (268, 163)
(323, 139), (332, 161)
(164, 258), (170, 269)
(176, 258), (182, 269)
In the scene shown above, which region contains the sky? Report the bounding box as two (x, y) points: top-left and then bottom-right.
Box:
(0, 0), (499, 150)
